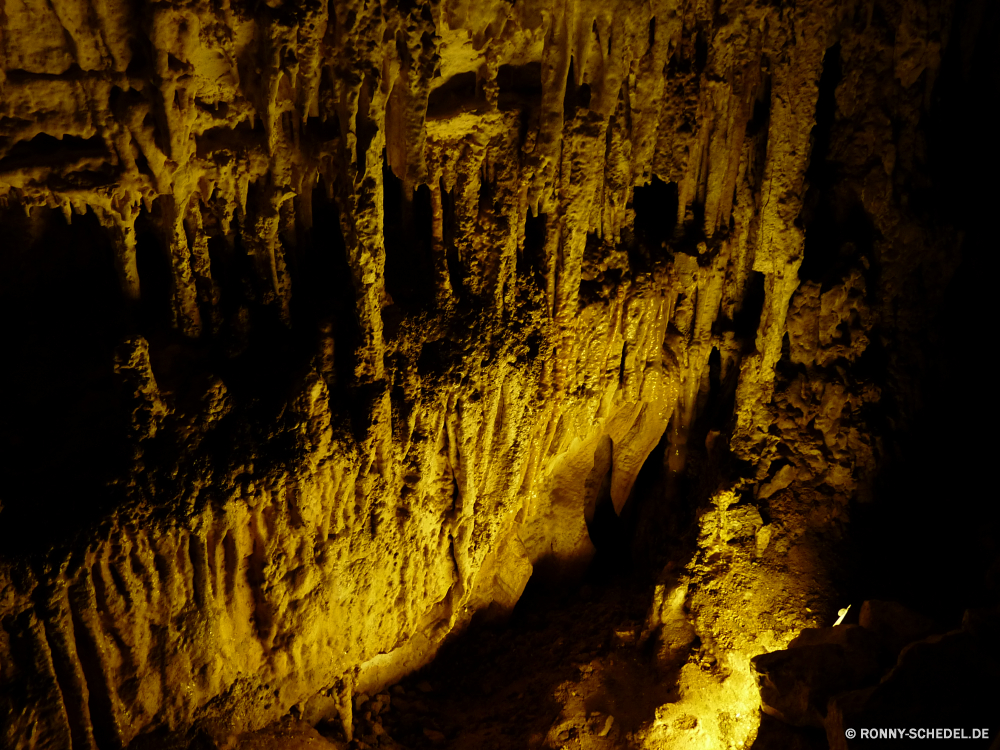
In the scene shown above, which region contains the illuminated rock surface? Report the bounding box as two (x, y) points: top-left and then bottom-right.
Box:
(0, 0), (996, 748)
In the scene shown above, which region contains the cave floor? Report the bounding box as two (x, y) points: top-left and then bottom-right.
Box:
(321, 576), (680, 750)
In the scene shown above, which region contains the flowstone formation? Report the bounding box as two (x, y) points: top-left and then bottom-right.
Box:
(0, 0), (982, 748)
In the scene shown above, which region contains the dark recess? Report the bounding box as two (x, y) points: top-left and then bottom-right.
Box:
(427, 71), (479, 118)
(0, 208), (125, 556)
(497, 62), (543, 99)
(0, 133), (108, 171)
(356, 75), (378, 179)
(733, 270), (765, 344)
(854, 0), (1000, 622)
(799, 43), (880, 289)
(631, 176), (678, 267)
(562, 59), (592, 119)
(440, 181), (464, 298)
(383, 158), (434, 311)
(293, 184), (359, 384)
(0, 180), (365, 559)
(519, 210), (548, 288)
(134, 214), (174, 334)
(694, 29), (709, 73)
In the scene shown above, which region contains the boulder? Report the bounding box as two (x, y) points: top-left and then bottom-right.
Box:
(752, 625), (883, 728)
(825, 629), (1000, 750)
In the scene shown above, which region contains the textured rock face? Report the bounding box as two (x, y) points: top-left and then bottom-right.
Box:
(0, 0), (984, 747)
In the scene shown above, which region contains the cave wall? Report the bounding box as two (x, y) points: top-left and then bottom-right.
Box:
(0, 0), (975, 747)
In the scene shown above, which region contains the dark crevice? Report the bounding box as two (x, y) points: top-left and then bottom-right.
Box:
(733, 270), (766, 344)
(189, 535), (207, 610)
(563, 58), (578, 120)
(383, 158), (434, 310)
(617, 427), (679, 576)
(134, 213), (174, 335)
(222, 531), (237, 603)
(248, 531), (272, 641)
(0, 207), (125, 556)
(195, 118), (266, 159)
(449, 471), (460, 515)
(799, 43), (881, 288)
(356, 74), (378, 179)
(694, 29), (709, 73)
(707, 346), (721, 405)
(441, 182), (464, 298)
(520, 210), (547, 288)
(746, 70), (771, 138)
(36, 595), (91, 750)
(125, 17), (154, 79)
(477, 165), (494, 217)
(563, 58), (591, 117)
(69, 582), (122, 750)
(632, 176), (678, 257)
(497, 62), (543, 111)
(427, 71), (479, 118)
(586, 490), (622, 574)
(294, 185), (358, 383)
(0, 133), (108, 171)
(584, 437), (618, 563)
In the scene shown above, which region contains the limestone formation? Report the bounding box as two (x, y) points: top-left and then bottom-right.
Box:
(0, 0), (992, 748)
